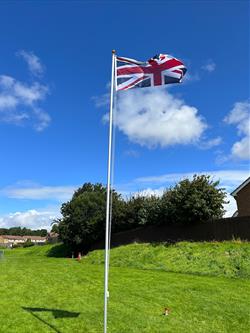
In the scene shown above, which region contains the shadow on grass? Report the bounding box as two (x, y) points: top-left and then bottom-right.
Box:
(22, 307), (80, 333)
(46, 243), (72, 258)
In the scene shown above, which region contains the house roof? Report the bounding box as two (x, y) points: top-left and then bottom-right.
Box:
(0, 235), (46, 240)
(231, 176), (250, 197)
(25, 236), (47, 240)
(47, 232), (59, 238)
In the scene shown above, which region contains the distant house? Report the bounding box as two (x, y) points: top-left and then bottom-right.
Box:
(0, 235), (25, 247)
(46, 232), (59, 243)
(231, 177), (250, 217)
(26, 236), (47, 244)
(0, 235), (47, 247)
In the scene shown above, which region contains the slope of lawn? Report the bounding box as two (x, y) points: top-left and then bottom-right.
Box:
(0, 242), (249, 333)
(85, 241), (250, 278)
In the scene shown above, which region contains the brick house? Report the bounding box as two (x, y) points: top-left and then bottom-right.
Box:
(231, 177), (250, 217)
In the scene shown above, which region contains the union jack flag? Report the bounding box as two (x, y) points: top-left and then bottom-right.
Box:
(116, 54), (187, 91)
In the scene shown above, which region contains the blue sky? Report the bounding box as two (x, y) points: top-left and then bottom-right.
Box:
(0, 1), (249, 229)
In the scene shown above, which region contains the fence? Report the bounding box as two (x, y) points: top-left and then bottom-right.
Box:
(93, 216), (250, 249)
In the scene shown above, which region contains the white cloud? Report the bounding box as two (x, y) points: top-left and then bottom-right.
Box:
(0, 208), (60, 230)
(0, 74), (50, 130)
(198, 137), (222, 150)
(33, 108), (51, 132)
(231, 137), (250, 160)
(183, 71), (200, 83)
(92, 93), (110, 108)
(0, 75), (48, 106)
(108, 88), (206, 148)
(135, 169), (249, 187)
(17, 50), (44, 77)
(0, 50), (50, 131)
(0, 181), (77, 230)
(13, 81), (48, 105)
(224, 101), (250, 160)
(202, 60), (216, 72)
(0, 94), (18, 109)
(0, 182), (77, 201)
(224, 193), (238, 218)
(134, 187), (165, 197)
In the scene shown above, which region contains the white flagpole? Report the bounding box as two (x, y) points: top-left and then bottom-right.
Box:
(104, 49), (116, 333)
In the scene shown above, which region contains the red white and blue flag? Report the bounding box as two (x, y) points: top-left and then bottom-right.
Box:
(116, 54), (187, 91)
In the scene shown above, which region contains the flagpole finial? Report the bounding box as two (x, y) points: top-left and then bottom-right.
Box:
(112, 50), (116, 54)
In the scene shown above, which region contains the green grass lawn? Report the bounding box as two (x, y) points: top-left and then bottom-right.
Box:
(0, 242), (250, 333)
(85, 241), (250, 278)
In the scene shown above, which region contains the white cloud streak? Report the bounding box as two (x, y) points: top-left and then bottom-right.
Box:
(1, 168), (248, 228)
(17, 50), (45, 77)
(92, 93), (109, 108)
(183, 71), (200, 83)
(198, 137), (223, 150)
(224, 101), (250, 160)
(108, 88), (207, 148)
(1, 182), (77, 202)
(124, 149), (140, 158)
(135, 169), (249, 187)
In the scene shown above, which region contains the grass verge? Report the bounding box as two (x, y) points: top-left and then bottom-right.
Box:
(0, 242), (249, 332)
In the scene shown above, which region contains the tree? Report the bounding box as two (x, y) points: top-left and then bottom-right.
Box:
(51, 222), (59, 234)
(57, 183), (126, 251)
(0, 227), (47, 236)
(39, 229), (48, 237)
(124, 196), (148, 227)
(122, 195), (161, 229)
(160, 175), (227, 224)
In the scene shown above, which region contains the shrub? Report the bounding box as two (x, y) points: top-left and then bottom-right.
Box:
(12, 243), (23, 249)
(23, 240), (34, 248)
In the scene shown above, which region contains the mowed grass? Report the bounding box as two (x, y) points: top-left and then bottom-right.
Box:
(85, 241), (250, 278)
(0, 243), (249, 333)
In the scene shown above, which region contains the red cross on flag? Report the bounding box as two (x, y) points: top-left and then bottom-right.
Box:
(116, 54), (187, 91)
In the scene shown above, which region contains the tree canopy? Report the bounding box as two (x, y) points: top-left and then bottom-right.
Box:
(0, 227), (47, 237)
(56, 176), (227, 251)
(58, 183), (125, 251)
(160, 174), (227, 224)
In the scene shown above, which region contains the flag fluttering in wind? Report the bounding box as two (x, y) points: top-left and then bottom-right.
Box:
(116, 54), (187, 91)
(104, 50), (187, 333)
